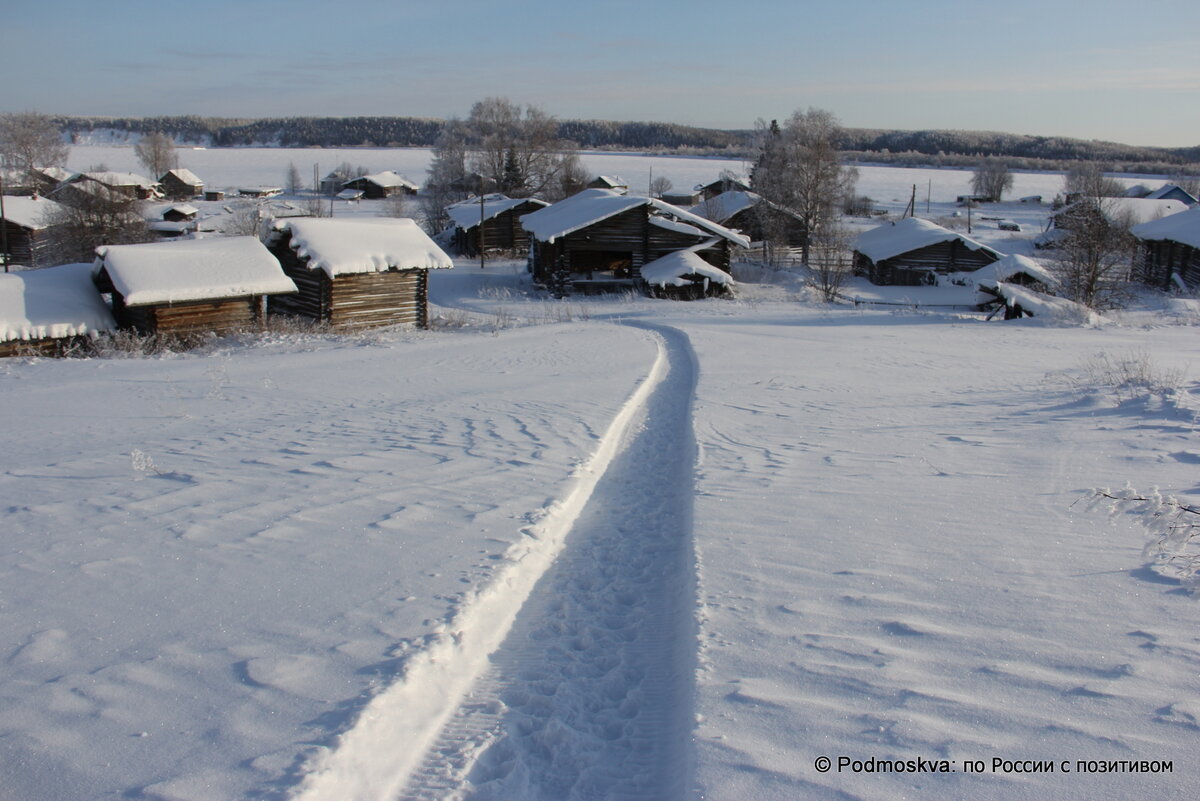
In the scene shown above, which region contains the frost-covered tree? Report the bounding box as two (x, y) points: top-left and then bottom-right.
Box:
(0, 112), (70, 186)
(750, 109), (856, 264)
(462, 97), (571, 199)
(970, 157), (1014, 201)
(1063, 163), (1124, 200)
(285, 162), (303, 195)
(649, 175), (673, 198)
(421, 118), (469, 233)
(1052, 199), (1137, 309)
(134, 132), (178, 179)
(41, 186), (152, 264)
(546, 148), (589, 202)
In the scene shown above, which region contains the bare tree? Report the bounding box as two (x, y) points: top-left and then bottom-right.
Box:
(463, 97), (571, 198)
(649, 175), (673, 198)
(807, 222), (855, 302)
(1052, 199), (1137, 309)
(546, 147), (589, 202)
(1063, 163), (1124, 200)
(285, 162), (304, 195)
(379, 193), (407, 219)
(0, 112), (70, 186)
(421, 118), (469, 233)
(134, 132), (178, 179)
(41, 185), (152, 264)
(970, 157), (1014, 201)
(750, 109), (856, 265)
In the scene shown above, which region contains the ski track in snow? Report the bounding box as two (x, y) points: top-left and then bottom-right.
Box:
(289, 323), (699, 801)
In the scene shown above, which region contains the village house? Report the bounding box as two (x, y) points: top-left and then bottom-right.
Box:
(0, 263), (115, 356)
(854, 217), (1002, 285)
(587, 175), (628, 195)
(691, 189), (807, 246)
(342, 171), (419, 198)
(520, 188), (749, 294)
(698, 175), (750, 201)
(265, 218), (453, 329)
(159, 168), (204, 200)
(446, 194), (548, 257)
(70, 171), (162, 200)
(1131, 205), (1200, 291)
(1, 195), (67, 269)
(93, 237), (297, 336)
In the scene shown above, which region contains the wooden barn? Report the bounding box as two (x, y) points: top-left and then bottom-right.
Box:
(520, 188), (749, 294)
(266, 218), (453, 329)
(342, 171), (419, 198)
(29, 166), (76, 196)
(698, 175), (750, 201)
(1132, 205), (1200, 291)
(93, 237), (297, 336)
(73, 171), (162, 200)
(692, 190), (806, 246)
(159, 168), (204, 200)
(1, 195), (66, 269)
(587, 175), (628, 194)
(854, 217), (1002, 286)
(446, 194), (548, 256)
(0, 263), (115, 357)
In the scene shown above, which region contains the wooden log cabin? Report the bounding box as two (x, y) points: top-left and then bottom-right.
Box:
(1131, 206), (1200, 292)
(446, 195), (548, 257)
(854, 217), (1002, 286)
(93, 237), (297, 336)
(159, 168), (204, 200)
(266, 218), (453, 329)
(0, 263), (115, 357)
(1, 195), (66, 269)
(520, 188), (748, 295)
(692, 190), (807, 246)
(342, 171), (419, 199)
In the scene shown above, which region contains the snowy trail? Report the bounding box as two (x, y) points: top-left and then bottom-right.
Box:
(289, 323), (700, 801)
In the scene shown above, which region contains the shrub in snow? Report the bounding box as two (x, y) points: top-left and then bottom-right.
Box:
(1091, 487), (1200, 594)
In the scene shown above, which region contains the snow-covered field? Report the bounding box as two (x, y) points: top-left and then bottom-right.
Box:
(3, 149), (1199, 800)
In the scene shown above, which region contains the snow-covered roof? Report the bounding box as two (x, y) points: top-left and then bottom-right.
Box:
(519, 188), (749, 247)
(0, 263), (115, 343)
(591, 175), (626, 187)
(1131, 204), (1200, 250)
(82, 171), (159, 190)
(855, 217), (1001, 263)
(640, 250), (734, 288)
(166, 204), (199, 217)
(0, 196), (65, 230)
(162, 168), (203, 186)
(350, 171), (419, 191)
(691, 190), (760, 223)
(971, 253), (1058, 288)
(1145, 184), (1198, 204)
(1053, 197), (1189, 226)
(95, 236), (297, 306)
(34, 166), (76, 185)
(648, 216), (704, 237)
(987, 282), (1096, 324)
(269, 218), (454, 278)
(336, 189), (364, 200)
(445, 195), (549, 231)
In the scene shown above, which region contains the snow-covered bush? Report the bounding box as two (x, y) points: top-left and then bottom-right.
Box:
(1092, 487), (1200, 594)
(1055, 349), (1189, 404)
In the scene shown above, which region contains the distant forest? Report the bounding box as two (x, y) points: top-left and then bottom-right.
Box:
(55, 115), (1200, 175)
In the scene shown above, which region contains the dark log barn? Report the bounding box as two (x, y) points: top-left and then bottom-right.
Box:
(342, 171), (419, 199)
(1, 196), (66, 269)
(854, 217), (1002, 286)
(520, 189), (748, 295)
(93, 237), (297, 336)
(446, 195), (548, 257)
(0, 263), (115, 357)
(1132, 206), (1200, 291)
(266, 218), (453, 330)
(159, 168), (204, 200)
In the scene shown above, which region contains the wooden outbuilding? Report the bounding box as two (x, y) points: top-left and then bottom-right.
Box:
(0, 263), (115, 356)
(446, 194), (548, 256)
(1131, 205), (1200, 291)
(266, 218), (453, 329)
(1, 195), (66, 269)
(698, 176), (750, 201)
(204, 190), (225, 201)
(692, 190), (806, 246)
(342, 171), (419, 198)
(160, 168), (204, 200)
(587, 175), (628, 194)
(520, 188), (748, 294)
(854, 217), (1002, 286)
(93, 237), (297, 336)
(72, 171), (162, 200)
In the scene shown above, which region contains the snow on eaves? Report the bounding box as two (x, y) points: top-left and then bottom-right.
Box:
(988, 282), (1099, 325)
(1132, 205), (1200, 250)
(82, 171), (159, 190)
(690, 190), (759, 223)
(855, 217), (1001, 263)
(520, 188), (749, 248)
(0, 195), (65, 230)
(163, 168), (203, 186)
(971, 253), (1058, 288)
(640, 250), (734, 288)
(95, 236), (297, 307)
(270, 218), (454, 278)
(350, 171), (419, 191)
(445, 195), (549, 231)
(0, 263), (115, 343)
(1053, 197), (1188, 226)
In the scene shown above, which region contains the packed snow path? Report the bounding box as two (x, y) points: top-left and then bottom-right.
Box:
(292, 323), (700, 801)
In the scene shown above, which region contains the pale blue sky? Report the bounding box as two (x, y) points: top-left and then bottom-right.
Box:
(3, 0), (1198, 147)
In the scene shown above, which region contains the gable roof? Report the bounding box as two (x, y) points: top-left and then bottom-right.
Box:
(1053, 197), (1189, 226)
(641, 250), (734, 288)
(80, 171), (159, 190)
(855, 217), (1001, 263)
(348, 170), (419, 191)
(445, 194), (549, 231)
(1145, 184), (1198, 204)
(0, 195), (65, 230)
(692, 190), (803, 226)
(971, 253), (1058, 288)
(95, 236), (297, 306)
(162, 168), (203, 186)
(0, 263), (115, 343)
(1131, 204), (1200, 250)
(268, 218), (454, 278)
(519, 188), (750, 247)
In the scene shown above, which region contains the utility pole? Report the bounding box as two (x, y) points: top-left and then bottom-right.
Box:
(479, 190), (486, 270)
(0, 174), (8, 272)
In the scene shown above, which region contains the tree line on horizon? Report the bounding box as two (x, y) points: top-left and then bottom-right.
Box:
(52, 115), (1199, 174)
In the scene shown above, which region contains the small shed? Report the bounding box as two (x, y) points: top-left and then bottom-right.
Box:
(0, 263), (115, 356)
(94, 237), (297, 335)
(446, 194), (549, 256)
(238, 186), (283, 198)
(266, 218), (453, 329)
(588, 175), (628, 194)
(160, 168), (204, 200)
(854, 217), (1002, 285)
(342, 171), (419, 198)
(1, 195), (66, 269)
(660, 189), (701, 206)
(520, 188), (748, 294)
(1131, 205), (1200, 291)
(641, 249), (735, 300)
(970, 254), (1057, 293)
(162, 204), (199, 222)
(204, 189), (226, 201)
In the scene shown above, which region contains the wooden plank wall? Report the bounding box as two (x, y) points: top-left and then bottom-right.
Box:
(328, 269), (427, 329)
